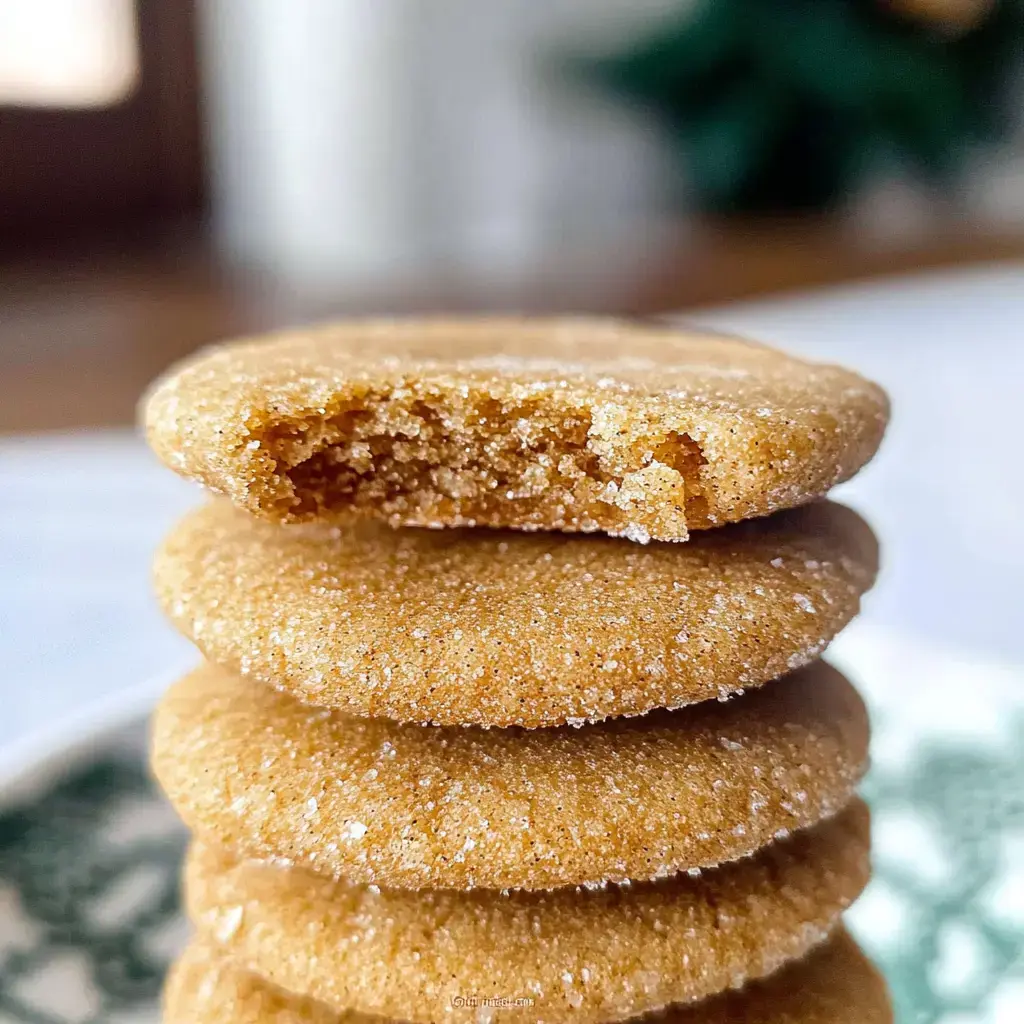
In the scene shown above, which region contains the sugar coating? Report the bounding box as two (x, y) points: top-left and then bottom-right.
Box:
(163, 928), (891, 1024)
(184, 804), (870, 1024)
(152, 661), (868, 892)
(153, 499), (877, 728)
(164, 942), (344, 1024)
(142, 317), (889, 541)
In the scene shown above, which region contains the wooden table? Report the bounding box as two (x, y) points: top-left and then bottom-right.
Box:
(2, 219), (1022, 432)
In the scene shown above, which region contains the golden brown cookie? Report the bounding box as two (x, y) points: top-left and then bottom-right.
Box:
(164, 942), (348, 1024)
(153, 499), (876, 728)
(142, 317), (888, 541)
(163, 929), (891, 1024)
(184, 803), (870, 1024)
(153, 660), (868, 892)
(651, 927), (891, 1024)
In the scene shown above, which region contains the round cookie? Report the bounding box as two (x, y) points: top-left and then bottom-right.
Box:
(184, 803), (870, 1024)
(165, 943), (348, 1024)
(153, 498), (877, 728)
(143, 317), (888, 542)
(152, 660), (868, 891)
(163, 929), (891, 1024)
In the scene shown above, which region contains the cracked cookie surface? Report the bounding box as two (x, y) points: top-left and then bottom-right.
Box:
(143, 318), (888, 541)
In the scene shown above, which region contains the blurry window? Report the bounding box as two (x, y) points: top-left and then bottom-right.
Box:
(0, 0), (202, 246)
(0, 0), (139, 109)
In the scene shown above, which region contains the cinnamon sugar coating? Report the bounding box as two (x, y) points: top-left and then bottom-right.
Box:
(142, 318), (888, 541)
(152, 661), (868, 892)
(163, 929), (890, 1024)
(153, 499), (877, 728)
(184, 804), (869, 1024)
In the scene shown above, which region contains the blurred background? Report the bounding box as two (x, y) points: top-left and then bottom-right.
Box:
(2, 0), (1024, 431)
(2, 3), (1024, 1022)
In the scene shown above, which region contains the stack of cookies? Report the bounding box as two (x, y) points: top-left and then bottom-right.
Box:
(144, 319), (891, 1024)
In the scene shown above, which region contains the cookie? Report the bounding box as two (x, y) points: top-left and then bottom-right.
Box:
(153, 499), (876, 728)
(163, 929), (891, 1024)
(142, 317), (888, 541)
(152, 661), (868, 891)
(184, 802), (870, 1024)
(164, 942), (346, 1024)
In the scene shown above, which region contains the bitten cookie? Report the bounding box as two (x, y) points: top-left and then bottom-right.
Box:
(163, 928), (890, 1024)
(184, 803), (870, 1024)
(153, 499), (876, 728)
(152, 661), (868, 891)
(143, 317), (888, 541)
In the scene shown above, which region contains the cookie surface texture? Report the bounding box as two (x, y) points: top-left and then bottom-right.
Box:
(152, 660), (868, 891)
(163, 928), (890, 1024)
(154, 499), (877, 727)
(184, 803), (870, 1024)
(143, 317), (888, 541)
(164, 942), (349, 1024)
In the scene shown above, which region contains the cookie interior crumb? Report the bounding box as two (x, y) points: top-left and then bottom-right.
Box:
(143, 318), (889, 539)
(256, 383), (708, 541)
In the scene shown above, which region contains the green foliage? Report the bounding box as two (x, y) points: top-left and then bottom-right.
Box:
(574, 0), (1024, 213)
